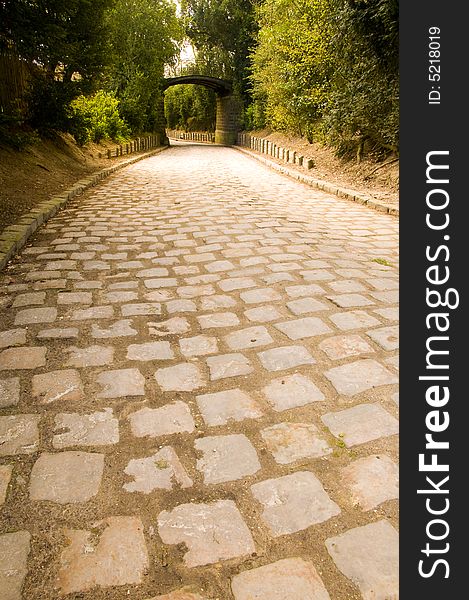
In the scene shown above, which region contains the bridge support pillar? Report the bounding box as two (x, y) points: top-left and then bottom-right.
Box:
(215, 95), (241, 146)
(155, 95), (169, 145)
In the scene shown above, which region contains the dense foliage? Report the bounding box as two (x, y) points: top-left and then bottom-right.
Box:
(165, 84), (216, 132)
(1, 0), (398, 156)
(250, 0), (399, 155)
(67, 90), (130, 144)
(106, 0), (182, 134)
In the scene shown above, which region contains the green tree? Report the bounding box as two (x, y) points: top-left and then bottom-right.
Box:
(180, 0), (258, 100)
(106, 0), (183, 133)
(1, 0), (113, 129)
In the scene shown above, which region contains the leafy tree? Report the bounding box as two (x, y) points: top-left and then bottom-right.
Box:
(250, 0), (399, 155)
(180, 0), (258, 100)
(164, 83), (216, 131)
(105, 0), (183, 133)
(1, 0), (113, 129)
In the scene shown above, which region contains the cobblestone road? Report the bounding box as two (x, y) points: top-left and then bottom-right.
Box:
(0, 142), (399, 600)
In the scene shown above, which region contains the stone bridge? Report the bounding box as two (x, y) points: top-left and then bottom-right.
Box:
(160, 75), (241, 146)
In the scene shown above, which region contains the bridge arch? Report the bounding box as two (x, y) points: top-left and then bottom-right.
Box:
(160, 75), (240, 146)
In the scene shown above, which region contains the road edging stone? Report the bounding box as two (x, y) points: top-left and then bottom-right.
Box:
(235, 146), (399, 217)
(0, 146), (169, 271)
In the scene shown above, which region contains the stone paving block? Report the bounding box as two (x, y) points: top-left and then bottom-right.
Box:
(244, 306), (283, 323)
(195, 434), (261, 484)
(145, 278), (178, 289)
(196, 388), (263, 426)
(0, 464), (13, 505)
(32, 369), (83, 404)
(262, 272), (295, 285)
(324, 359), (398, 396)
(318, 334), (374, 360)
(262, 373), (325, 411)
(257, 345), (315, 372)
(321, 403), (399, 447)
(70, 306), (114, 321)
(97, 368), (145, 397)
(66, 345), (114, 368)
(198, 312), (240, 329)
(328, 280), (367, 293)
(261, 422), (331, 463)
(0, 414), (40, 456)
(286, 297), (328, 315)
(300, 269), (335, 281)
(200, 294), (237, 310)
(275, 317), (331, 340)
(225, 326), (274, 350)
(180, 335), (218, 357)
(12, 292), (46, 307)
(157, 499), (255, 567)
(145, 290), (174, 301)
(367, 277), (399, 291)
(205, 260), (235, 273)
(0, 329), (27, 349)
(0, 377), (20, 408)
(329, 310), (380, 331)
(327, 293), (374, 308)
(167, 299), (197, 313)
(58, 516), (149, 594)
(370, 290), (399, 304)
(374, 307), (399, 321)
(53, 409), (119, 448)
(14, 307), (57, 325)
(29, 451), (104, 503)
(366, 325), (399, 350)
(124, 446), (193, 493)
(136, 267), (169, 278)
(129, 402), (195, 438)
(121, 302), (162, 316)
(325, 520), (398, 600)
(151, 590), (208, 600)
(341, 454), (398, 510)
(231, 557), (331, 600)
(57, 292), (92, 305)
(155, 363), (204, 391)
(126, 341), (174, 361)
(149, 317), (191, 336)
(251, 471), (340, 536)
(240, 288), (282, 304)
(0, 346), (47, 370)
(218, 277), (256, 292)
(105, 291), (138, 303)
(0, 531), (31, 600)
(285, 284), (326, 298)
(206, 353), (253, 380)
(91, 320), (137, 338)
(37, 327), (79, 339)
(177, 284), (215, 298)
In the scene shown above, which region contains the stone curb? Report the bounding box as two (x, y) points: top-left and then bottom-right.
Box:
(235, 146), (399, 217)
(0, 145), (169, 271)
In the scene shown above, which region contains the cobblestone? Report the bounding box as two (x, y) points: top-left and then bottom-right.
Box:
(231, 557), (331, 600)
(157, 499), (255, 567)
(0, 142), (398, 599)
(251, 471), (340, 536)
(325, 520), (398, 599)
(29, 451), (104, 503)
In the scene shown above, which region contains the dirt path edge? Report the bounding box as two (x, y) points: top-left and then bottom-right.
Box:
(0, 146), (169, 271)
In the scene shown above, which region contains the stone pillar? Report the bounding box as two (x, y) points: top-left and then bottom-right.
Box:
(154, 95), (169, 145)
(215, 95), (241, 146)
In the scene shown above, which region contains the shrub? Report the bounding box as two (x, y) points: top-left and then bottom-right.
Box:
(68, 90), (130, 145)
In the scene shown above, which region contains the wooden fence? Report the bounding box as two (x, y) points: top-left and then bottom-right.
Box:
(0, 51), (30, 117)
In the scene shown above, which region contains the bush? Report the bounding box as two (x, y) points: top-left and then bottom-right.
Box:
(68, 90), (130, 145)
